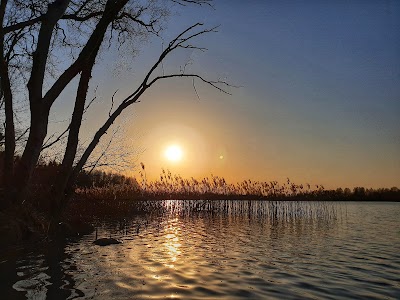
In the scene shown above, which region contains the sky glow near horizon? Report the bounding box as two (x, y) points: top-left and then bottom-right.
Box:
(54, 1), (400, 189)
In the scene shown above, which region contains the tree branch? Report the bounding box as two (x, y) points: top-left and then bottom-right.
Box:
(121, 23), (221, 105)
(42, 0), (129, 109)
(3, 15), (43, 34)
(148, 74), (232, 95)
(3, 10), (103, 34)
(171, 0), (213, 7)
(41, 126), (69, 151)
(27, 0), (71, 102)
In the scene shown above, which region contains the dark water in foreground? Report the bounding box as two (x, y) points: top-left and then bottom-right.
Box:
(1, 201), (399, 299)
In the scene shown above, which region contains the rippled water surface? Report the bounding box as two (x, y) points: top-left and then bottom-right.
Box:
(1, 201), (399, 299)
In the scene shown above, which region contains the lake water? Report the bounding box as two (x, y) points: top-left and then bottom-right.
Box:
(1, 201), (399, 299)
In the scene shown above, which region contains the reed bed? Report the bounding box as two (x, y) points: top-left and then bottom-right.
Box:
(68, 196), (338, 223)
(69, 168), (397, 221)
(158, 199), (338, 221)
(142, 170), (327, 199)
(89, 199), (340, 242)
(76, 169), (330, 202)
(72, 172), (337, 220)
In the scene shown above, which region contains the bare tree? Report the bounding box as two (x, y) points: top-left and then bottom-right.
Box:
(0, 0), (228, 221)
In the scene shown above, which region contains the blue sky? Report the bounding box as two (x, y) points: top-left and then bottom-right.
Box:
(59, 0), (400, 188)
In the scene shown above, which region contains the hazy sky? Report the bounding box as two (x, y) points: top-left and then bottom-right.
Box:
(55, 1), (400, 189)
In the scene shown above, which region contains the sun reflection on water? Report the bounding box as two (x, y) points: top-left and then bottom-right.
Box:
(162, 218), (182, 269)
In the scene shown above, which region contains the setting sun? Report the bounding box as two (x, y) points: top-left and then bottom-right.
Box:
(165, 145), (183, 162)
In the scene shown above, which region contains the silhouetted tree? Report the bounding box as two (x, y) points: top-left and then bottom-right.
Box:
(0, 0), (228, 222)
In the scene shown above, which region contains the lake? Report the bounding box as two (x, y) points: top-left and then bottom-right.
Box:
(1, 201), (399, 299)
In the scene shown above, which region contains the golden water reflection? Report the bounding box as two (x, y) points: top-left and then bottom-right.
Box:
(162, 218), (181, 269)
(11, 202), (400, 299)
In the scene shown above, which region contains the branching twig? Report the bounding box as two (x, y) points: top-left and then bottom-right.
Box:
(149, 74), (232, 95)
(171, 0), (213, 8)
(109, 89), (118, 117)
(15, 126), (29, 143)
(192, 78), (200, 100)
(42, 125), (70, 150)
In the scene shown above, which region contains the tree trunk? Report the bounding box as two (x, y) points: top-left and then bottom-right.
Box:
(49, 1), (129, 219)
(2, 65), (15, 193)
(51, 57), (96, 217)
(12, 0), (70, 205)
(13, 107), (50, 204)
(0, 0), (15, 206)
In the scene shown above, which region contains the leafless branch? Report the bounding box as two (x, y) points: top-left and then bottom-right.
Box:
(171, 0), (213, 8)
(86, 133), (113, 174)
(83, 94), (97, 114)
(150, 74), (232, 95)
(42, 84), (98, 151)
(192, 78), (200, 100)
(3, 10), (103, 34)
(15, 126), (29, 143)
(109, 89), (118, 117)
(42, 125), (70, 150)
(121, 23), (221, 105)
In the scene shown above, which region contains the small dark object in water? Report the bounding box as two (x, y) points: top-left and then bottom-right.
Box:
(93, 238), (121, 246)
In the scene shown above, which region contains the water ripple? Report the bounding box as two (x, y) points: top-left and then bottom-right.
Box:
(1, 201), (400, 299)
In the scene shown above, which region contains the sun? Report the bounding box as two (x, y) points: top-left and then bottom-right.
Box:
(165, 145), (183, 162)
